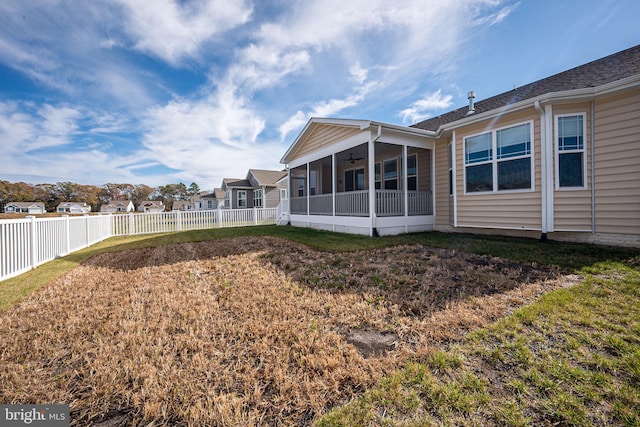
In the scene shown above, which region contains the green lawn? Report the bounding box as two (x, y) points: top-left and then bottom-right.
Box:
(1, 225), (639, 425)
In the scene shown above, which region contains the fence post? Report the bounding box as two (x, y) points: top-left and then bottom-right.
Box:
(253, 207), (258, 225)
(64, 215), (71, 255)
(128, 212), (134, 235)
(217, 207), (222, 228)
(27, 216), (37, 270)
(85, 214), (90, 248)
(176, 210), (182, 231)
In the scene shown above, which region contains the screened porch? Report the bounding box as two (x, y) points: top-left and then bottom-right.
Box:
(289, 141), (433, 218)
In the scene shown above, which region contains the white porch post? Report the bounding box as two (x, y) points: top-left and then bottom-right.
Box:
(368, 138), (376, 236)
(306, 162), (310, 216)
(403, 144), (409, 218)
(332, 153), (336, 216)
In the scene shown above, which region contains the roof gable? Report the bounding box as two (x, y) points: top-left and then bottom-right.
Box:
(247, 169), (287, 187)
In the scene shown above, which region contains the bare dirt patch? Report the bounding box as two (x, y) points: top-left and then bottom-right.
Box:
(0, 236), (574, 426)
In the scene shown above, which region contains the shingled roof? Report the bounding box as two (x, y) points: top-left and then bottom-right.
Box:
(412, 44), (640, 132)
(248, 169), (287, 186)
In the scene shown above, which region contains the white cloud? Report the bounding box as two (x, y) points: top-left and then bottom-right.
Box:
(140, 87), (286, 186)
(473, 3), (519, 27)
(115, 0), (253, 65)
(399, 90), (454, 124)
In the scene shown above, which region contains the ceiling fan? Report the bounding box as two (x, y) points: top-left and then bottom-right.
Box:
(345, 153), (365, 164)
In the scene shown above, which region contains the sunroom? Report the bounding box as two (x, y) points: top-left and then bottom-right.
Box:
(280, 118), (436, 236)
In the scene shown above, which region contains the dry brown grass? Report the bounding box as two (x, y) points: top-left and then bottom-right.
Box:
(0, 236), (574, 426)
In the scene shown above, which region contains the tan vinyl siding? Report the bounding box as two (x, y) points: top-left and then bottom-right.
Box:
(593, 88), (640, 235)
(454, 109), (542, 230)
(552, 102), (593, 231)
(293, 125), (361, 160)
(264, 187), (280, 208)
(433, 138), (451, 226)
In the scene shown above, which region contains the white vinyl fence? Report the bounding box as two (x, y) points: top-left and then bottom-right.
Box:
(0, 208), (277, 282)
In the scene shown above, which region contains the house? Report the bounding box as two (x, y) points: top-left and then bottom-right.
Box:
(247, 169), (288, 208)
(56, 202), (91, 214)
(100, 200), (134, 213)
(200, 189), (224, 210)
(221, 170), (289, 209)
(280, 45), (640, 247)
(137, 200), (165, 213)
(221, 178), (254, 209)
(3, 202), (46, 214)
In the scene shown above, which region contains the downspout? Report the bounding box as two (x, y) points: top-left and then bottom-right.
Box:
(369, 125), (382, 236)
(591, 100), (595, 233)
(534, 101), (548, 242)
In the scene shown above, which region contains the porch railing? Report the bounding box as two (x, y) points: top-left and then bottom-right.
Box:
(336, 190), (369, 216)
(290, 197), (307, 215)
(289, 190), (433, 217)
(408, 191), (433, 216)
(309, 194), (332, 215)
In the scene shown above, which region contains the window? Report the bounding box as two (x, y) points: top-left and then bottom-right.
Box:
(310, 170), (318, 195)
(374, 163), (381, 189)
(344, 168), (365, 192)
(207, 200), (213, 209)
(237, 190), (247, 208)
(280, 188), (287, 200)
(407, 154), (417, 191)
(556, 114), (585, 188)
(383, 159), (398, 189)
(253, 189), (263, 207)
(464, 122), (532, 193)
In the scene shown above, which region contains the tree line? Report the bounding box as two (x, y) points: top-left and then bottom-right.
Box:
(0, 180), (202, 212)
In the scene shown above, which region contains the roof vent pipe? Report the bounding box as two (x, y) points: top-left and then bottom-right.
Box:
(467, 91), (476, 115)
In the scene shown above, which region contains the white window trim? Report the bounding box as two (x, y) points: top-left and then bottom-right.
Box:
(554, 113), (588, 191)
(280, 188), (287, 200)
(382, 157), (399, 190)
(253, 188), (263, 207)
(237, 190), (247, 208)
(407, 153), (418, 191)
(463, 120), (535, 195)
(344, 167), (365, 191)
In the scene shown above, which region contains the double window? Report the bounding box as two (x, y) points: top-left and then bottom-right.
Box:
(237, 190), (247, 208)
(344, 168), (365, 191)
(373, 155), (417, 190)
(556, 114), (586, 188)
(253, 189), (263, 208)
(464, 122), (533, 193)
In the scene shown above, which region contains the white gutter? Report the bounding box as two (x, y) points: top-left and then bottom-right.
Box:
(534, 100), (548, 240)
(591, 100), (596, 233)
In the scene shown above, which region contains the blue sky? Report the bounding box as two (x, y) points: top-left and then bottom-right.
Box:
(0, 0), (637, 189)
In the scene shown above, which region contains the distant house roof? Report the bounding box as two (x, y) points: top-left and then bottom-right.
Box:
(412, 44), (640, 132)
(139, 200), (164, 208)
(5, 202), (45, 208)
(57, 201), (89, 207)
(103, 200), (132, 207)
(222, 178), (252, 189)
(248, 169), (287, 187)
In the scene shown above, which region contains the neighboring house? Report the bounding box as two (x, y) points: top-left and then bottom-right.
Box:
(3, 202), (46, 214)
(201, 189), (223, 210)
(137, 200), (165, 213)
(100, 200), (134, 213)
(247, 169), (288, 208)
(280, 45), (640, 247)
(221, 178), (254, 209)
(172, 200), (194, 211)
(56, 202), (91, 214)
